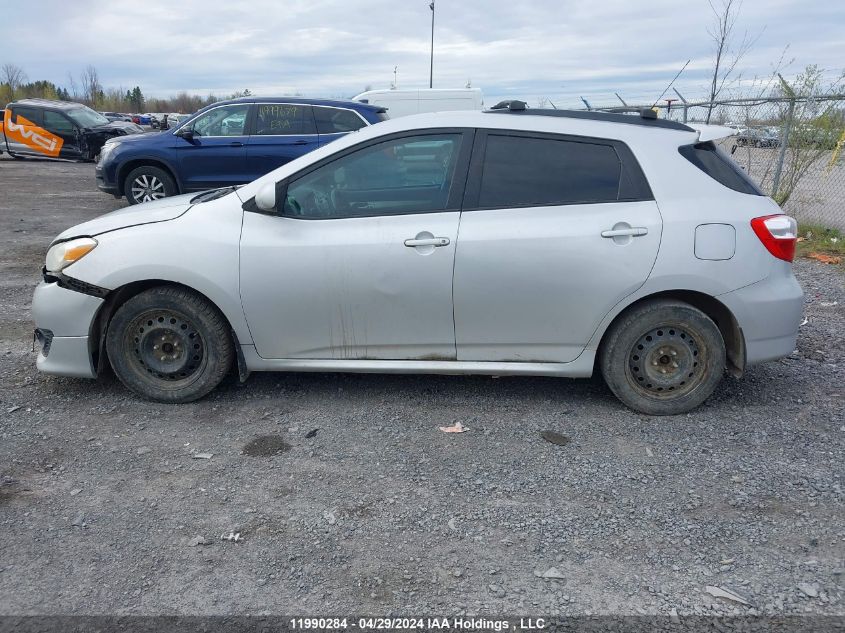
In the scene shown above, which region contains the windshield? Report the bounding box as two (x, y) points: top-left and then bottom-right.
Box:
(66, 106), (110, 128)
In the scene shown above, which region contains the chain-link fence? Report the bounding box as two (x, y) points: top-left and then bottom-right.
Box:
(589, 95), (845, 229)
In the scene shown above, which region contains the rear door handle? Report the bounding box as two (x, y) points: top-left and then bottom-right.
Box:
(292, 139), (309, 145)
(404, 237), (450, 247)
(601, 227), (648, 238)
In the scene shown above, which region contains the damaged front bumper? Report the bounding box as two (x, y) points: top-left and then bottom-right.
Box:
(32, 280), (105, 378)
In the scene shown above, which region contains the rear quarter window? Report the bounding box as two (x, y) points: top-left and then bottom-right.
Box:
(314, 107), (366, 134)
(679, 141), (763, 195)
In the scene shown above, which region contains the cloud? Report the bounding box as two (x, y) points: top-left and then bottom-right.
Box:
(1, 0), (842, 107)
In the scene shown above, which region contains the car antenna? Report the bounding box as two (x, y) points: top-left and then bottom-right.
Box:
(648, 59), (690, 115)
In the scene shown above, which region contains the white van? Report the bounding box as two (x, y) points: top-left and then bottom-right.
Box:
(352, 88), (483, 118)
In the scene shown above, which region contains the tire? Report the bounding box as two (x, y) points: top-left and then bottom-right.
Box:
(600, 300), (726, 415)
(106, 286), (233, 403)
(124, 165), (176, 205)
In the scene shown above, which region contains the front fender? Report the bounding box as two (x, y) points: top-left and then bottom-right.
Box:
(58, 196), (251, 344)
(112, 146), (184, 193)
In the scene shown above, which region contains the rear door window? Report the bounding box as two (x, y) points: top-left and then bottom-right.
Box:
(314, 107), (367, 134)
(253, 104), (316, 136)
(11, 106), (43, 126)
(679, 141), (763, 195)
(475, 134), (625, 208)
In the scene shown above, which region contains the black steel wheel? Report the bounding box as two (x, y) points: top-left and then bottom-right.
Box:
(106, 286), (233, 402)
(627, 325), (704, 398)
(127, 309), (205, 383)
(601, 300), (726, 415)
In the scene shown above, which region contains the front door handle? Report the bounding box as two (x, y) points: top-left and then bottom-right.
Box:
(292, 139), (309, 145)
(601, 227), (648, 238)
(229, 141), (244, 147)
(404, 237), (450, 247)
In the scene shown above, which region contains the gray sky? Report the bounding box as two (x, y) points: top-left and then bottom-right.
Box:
(2, 0), (843, 107)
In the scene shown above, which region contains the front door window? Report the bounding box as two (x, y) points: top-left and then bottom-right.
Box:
(282, 134), (463, 219)
(190, 105), (249, 137)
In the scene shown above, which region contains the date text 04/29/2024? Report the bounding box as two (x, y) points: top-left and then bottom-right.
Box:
(289, 617), (548, 630)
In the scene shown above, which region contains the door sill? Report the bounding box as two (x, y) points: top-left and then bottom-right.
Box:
(240, 345), (594, 378)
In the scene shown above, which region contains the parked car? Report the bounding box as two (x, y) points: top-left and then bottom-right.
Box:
(131, 114), (153, 126)
(144, 113), (163, 129)
(96, 97), (388, 204)
(1, 99), (144, 161)
(735, 126), (780, 148)
(101, 112), (134, 123)
(35, 103), (803, 414)
(353, 88), (483, 117)
(162, 113), (188, 129)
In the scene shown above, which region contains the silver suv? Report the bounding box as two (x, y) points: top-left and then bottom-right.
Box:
(33, 104), (803, 414)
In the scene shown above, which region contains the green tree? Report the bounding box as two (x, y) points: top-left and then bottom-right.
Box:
(771, 66), (845, 206)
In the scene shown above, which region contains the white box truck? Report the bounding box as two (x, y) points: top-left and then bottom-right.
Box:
(352, 88), (483, 118)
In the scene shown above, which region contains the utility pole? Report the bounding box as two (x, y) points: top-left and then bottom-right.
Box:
(429, 1), (435, 89)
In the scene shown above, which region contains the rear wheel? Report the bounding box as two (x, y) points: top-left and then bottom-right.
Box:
(124, 165), (176, 205)
(106, 286), (233, 403)
(600, 300), (726, 415)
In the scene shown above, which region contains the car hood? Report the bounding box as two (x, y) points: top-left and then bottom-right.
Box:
(107, 129), (172, 146)
(54, 193), (196, 242)
(83, 121), (141, 135)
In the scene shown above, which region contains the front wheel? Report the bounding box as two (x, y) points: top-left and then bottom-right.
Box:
(600, 300), (726, 415)
(106, 286), (233, 403)
(124, 165), (177, 205)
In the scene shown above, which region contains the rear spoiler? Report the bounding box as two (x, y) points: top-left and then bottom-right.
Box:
(688, 124), (737, 142)
(355, 99), (388, 114)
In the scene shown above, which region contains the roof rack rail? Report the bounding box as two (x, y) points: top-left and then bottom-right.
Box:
(483, 103), (693, 131)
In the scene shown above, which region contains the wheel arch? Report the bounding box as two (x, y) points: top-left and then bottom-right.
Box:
(117, 158), (182, 196)
(595, 290), (745, 377)
(90, 279), (247, 380)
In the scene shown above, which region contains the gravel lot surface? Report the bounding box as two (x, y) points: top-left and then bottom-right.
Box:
(0, 156), (843, 617)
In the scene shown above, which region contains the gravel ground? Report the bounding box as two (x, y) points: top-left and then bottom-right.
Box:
(0, 156), (843, 617)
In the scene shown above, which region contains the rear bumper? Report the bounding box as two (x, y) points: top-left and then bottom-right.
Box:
(32, 281), (103, 378)
(718, 263), (804, 366)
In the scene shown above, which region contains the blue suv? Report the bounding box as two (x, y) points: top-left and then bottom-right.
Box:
(95, 97), (388, 205)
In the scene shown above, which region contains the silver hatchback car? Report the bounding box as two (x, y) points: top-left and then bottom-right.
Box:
(33, 104), (803, 415)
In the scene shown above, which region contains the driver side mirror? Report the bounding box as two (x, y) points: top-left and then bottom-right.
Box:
(175, 127), (194, 140)
(255, 182), (277, 213)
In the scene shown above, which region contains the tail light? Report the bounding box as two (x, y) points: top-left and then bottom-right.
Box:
(750, 214), (797, 262)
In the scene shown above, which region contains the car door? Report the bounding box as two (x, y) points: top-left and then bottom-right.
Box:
(4, 106), (63, 158)
(314, 105), (369, 147)
(239, 130), (473, 360)
(175, 103), (250, 190)
(453, 130), (661, 363)
(42, 110), (84, 160)
(245, 103), (320, 180)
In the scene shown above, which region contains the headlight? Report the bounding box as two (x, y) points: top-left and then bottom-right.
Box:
(98, 141), (119, 163)
(45, 237), (98, 273)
